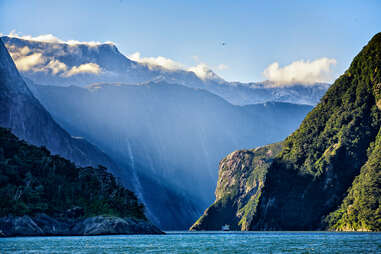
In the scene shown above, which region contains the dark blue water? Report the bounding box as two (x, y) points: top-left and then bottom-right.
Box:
(0, 231), (380, 253)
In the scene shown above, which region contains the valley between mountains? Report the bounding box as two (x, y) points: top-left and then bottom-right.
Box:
(0, 32), (380, 234)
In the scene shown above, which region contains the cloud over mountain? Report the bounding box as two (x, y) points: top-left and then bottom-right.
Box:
(4, 36), (102, 77)
(3, 30), (114, 46)
(263, 58), (336, 86)
(128, 51), (223, 80)
(128, 52), (184, 71)
(62, 63), (101, 77)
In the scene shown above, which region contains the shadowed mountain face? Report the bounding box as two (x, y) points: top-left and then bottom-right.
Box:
(29, 80), (312, 229)
(0, 39), (130, 185)
(0, 39), (202, 230)
(192, 33), (381, 232)
(2, 36), (329, 106)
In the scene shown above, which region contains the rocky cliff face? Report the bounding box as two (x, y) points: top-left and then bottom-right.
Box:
(0, 38), (136, 191)
(192, 33), (381, 231)
(190, 143), (282, 231)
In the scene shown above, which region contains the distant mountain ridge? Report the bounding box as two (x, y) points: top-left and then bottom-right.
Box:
(1, 35), (325, 230)
(30, 81), (313, 230)
(2, 35), (329, 106)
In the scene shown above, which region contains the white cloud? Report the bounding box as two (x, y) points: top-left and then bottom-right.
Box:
(4, 32), (226, 80)
(12, 53), (45, 71)
(6, 44), (65, 73)
(45, 59), (67, 75)
(6, 44), (44, 71)
(263, 58), (336, 85)
(128, 52), (184, 71)
(4, 30), (114, 47)
(128, 52), (225, 80)
(62, 63), (101, 77)
(187, 63), (217, 80)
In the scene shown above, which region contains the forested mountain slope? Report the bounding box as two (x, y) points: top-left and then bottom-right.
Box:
(192, 33), (381, 231)
(0, 127), (161, 236)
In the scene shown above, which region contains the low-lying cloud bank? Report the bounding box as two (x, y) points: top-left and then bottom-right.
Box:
(62, 63), (101, 77)
(3, 30), (114, 46)
(128, 51), (224, 80)
(263, 58), (336, 86)
(3, 32), (335, 85)
(128, 52), (184, 71)
(6, 43), (102, 77)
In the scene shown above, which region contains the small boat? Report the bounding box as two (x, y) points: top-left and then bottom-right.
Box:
(221, 224), (230, 231)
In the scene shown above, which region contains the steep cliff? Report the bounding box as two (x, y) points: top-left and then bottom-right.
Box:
(190, 143), (282, 231)
(0, 38), (134, 190)
(251, 33), (381, 231)
(192, 33), (381, 231)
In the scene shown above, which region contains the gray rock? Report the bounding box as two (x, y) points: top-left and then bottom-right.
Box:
(0, 215), (43, 236)
(33, 213), (71, 235)
(73, 216), (163, 235)
(0, 214), (163, 236)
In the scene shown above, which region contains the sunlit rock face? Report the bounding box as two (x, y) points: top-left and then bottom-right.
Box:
(3, 36), (329, 106)
(190, 143), (282, 231)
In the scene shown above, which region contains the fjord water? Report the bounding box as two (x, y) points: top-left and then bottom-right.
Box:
(1, 232), (380, 254)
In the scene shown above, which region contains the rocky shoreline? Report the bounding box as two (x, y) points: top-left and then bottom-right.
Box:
(0, 213), (163, 237)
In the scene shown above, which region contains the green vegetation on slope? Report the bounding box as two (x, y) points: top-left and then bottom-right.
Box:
(190, 143), (282, 231)
(0, 127), (145, 219)
(251, 33), (381, 230)
(327, 128), (381, 231)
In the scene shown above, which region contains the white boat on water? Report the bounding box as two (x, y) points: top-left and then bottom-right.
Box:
(221, 224), (230, 231)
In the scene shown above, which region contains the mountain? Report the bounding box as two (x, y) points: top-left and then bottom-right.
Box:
(2, 35), (329, 106)
(205, 81), (329, 106)
(190, 143), (282, 231)
(0, 37), (199, 230)
(191, 33), (381, 231)
(29, 80), (312, 229)
(0, 127), (161, 236)
(0, 38), (134, 187)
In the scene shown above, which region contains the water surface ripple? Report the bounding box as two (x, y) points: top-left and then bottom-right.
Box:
(0, 231), (380, 253)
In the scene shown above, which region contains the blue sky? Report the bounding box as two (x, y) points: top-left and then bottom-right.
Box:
(1, 0), (380, 82)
